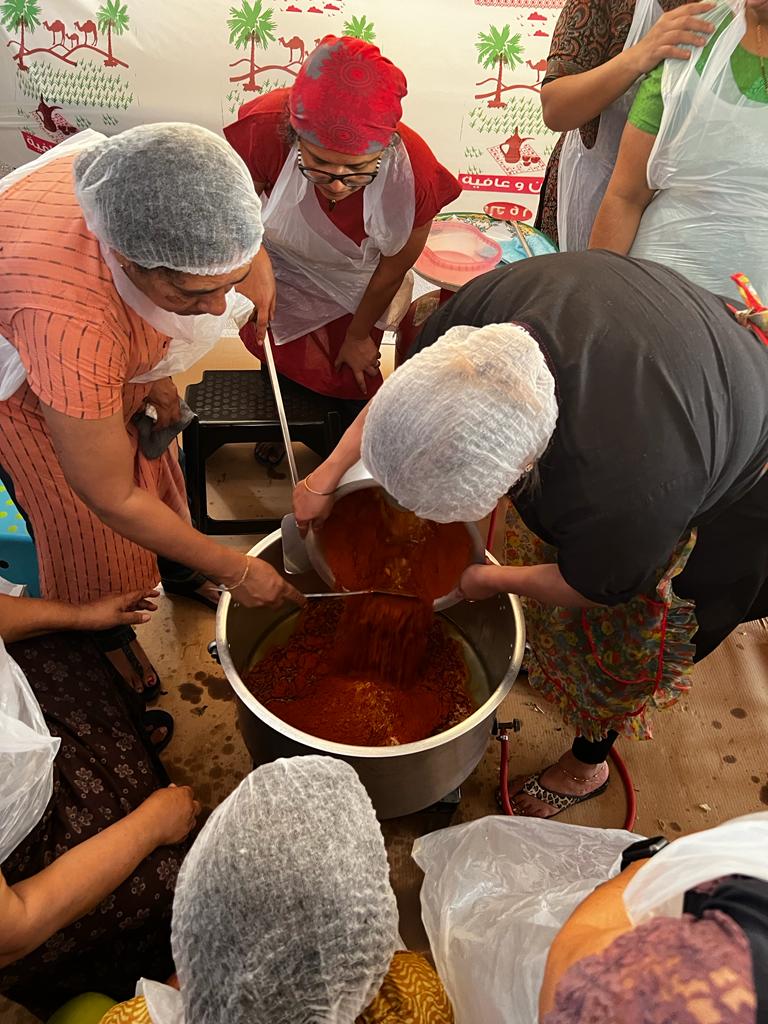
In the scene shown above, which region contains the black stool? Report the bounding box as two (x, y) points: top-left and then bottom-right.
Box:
(183, 369), (342, 535)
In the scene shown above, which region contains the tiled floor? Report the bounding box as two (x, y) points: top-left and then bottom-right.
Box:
(3, 335), (767, 1023)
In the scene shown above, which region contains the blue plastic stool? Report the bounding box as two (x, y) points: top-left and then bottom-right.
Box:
(0, 482), (40, 596)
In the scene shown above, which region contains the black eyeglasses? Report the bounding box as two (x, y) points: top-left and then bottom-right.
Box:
(296, 149), (382, 187)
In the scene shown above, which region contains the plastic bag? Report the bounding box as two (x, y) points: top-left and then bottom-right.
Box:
(135, 979), (185, 1024)
(0, 637), (60, 865)
(631, 0), (766, 300)
(412, 815), (642, 1024)
(624, 810), (768, 924)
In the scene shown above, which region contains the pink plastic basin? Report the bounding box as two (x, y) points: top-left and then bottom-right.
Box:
(416, 220), (503, 289)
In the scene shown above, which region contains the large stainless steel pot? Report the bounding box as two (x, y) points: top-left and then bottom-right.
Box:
(215, 531), (525, 818)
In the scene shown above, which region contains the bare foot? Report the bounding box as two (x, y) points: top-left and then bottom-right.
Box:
(103, 638), (158, 698)
(254, 442), (285, 467)
(509, 750), (609, 818)
(146, 723), (169, 746)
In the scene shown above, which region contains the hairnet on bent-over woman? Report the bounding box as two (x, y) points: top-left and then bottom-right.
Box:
(362, 323), (558, 523)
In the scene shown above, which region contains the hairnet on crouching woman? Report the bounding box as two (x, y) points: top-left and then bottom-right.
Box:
(73, 123), (263, 276)
(171, 756), (399, 1024)
(362, 323), (558, 523)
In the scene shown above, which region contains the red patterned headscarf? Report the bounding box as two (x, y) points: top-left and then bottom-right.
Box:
(289, 35), (408, 155)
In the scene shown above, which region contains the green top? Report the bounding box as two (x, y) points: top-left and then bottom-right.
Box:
(628, 13), (768, 135)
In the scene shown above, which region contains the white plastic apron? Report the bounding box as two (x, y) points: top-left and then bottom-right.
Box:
(556, 0), (661, 252)
(624, 811), (768, 924)
(630, 0), (766, 300)
(262, 140), (415, 346)
(0, 636), (60, 864)
(0, 133), (253, 400)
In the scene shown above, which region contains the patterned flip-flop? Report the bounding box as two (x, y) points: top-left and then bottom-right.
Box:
(511, 768), (609, 818)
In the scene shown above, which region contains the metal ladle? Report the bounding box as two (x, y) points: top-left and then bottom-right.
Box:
(261, 327), (313, 576)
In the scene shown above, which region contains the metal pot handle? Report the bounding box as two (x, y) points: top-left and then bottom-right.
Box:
(207, 640), (220, 664)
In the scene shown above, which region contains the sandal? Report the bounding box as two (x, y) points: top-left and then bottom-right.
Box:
(253, 442), (285, 468)
(161, 572), (219, 611)
(92, 626), (161, 704)
(500, 765), (610, 818)
(142, 708), (174, 755)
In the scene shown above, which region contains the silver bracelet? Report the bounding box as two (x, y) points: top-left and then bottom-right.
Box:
(220, 558), (250, 592)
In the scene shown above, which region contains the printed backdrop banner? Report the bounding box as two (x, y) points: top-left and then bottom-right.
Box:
(0, 0), (563, 219)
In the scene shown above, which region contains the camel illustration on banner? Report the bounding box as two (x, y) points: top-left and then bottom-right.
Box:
(2, 0), (130, 71)
(475, 23), (543, 106)
(227, 2), (376, 94)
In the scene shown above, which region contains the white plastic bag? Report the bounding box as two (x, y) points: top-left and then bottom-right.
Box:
(623, 810), (768, 924)
(412, 815), (642, 1024)
(135, 979), (185, 1024)
(0, 637), (60, 865)
(631, 0), (766, 299)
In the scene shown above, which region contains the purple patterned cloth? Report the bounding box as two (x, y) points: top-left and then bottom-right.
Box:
(544, 911), (757, 1024)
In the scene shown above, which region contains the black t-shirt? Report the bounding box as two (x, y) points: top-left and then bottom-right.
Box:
(411, 252), (768, 604)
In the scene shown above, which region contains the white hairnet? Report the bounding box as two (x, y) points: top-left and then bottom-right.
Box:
(362, 323), (558, 522)
(73, 123), (263, 275)
(171, 756), (399, 1024)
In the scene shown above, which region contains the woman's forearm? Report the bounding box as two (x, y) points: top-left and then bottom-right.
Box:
(347, 222), (431, 340)
(541, 49), (643, 132)
(588, 192), (648, 254)
(589, 123), (657, 251)
(96, 487), (244, 585)
(347, 265), (407, 340)
(309, 406), (369, 492)
(487, 563), (599, 608)
(0, 594), (87, 642)
(0, 804), (162, 967)
(41, 406), (248, 588)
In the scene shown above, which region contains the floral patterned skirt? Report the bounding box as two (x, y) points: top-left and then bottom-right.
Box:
(505, 504), (699, 741)
(0, 631), (190, 1018)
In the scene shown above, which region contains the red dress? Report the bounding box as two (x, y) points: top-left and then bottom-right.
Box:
(224, 90), (460, 400)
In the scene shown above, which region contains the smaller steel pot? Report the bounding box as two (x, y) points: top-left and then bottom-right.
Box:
(304, 461), (485, 611)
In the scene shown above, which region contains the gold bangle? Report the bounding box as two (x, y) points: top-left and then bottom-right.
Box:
(303, 473), (335, 497)
(220, 557), (250, 592)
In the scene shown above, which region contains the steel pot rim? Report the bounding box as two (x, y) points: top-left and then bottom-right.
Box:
(215, 531), (525, 760)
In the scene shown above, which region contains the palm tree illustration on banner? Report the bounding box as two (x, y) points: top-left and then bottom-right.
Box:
(475, 25), (525, 108)
(96, 0), (129, 69)
(343, 14), (376, 41)
(228, 0), (278, 93)
(1, 0), (41, 71)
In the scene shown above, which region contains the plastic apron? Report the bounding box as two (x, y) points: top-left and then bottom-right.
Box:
(556, 0), (661, 252)
(624, 810), (768, 923)
(0, 132), (253, 401)
(0, 636), (60, 865)
(262, 141), (415, 346)
(631, 1), (767, 300)
(251, 142), (414, 398)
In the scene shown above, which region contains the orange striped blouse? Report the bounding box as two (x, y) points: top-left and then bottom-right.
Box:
(0, 153), (188, 602)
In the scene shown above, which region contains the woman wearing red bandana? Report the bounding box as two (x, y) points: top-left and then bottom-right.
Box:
(224, 35), (460, 432)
